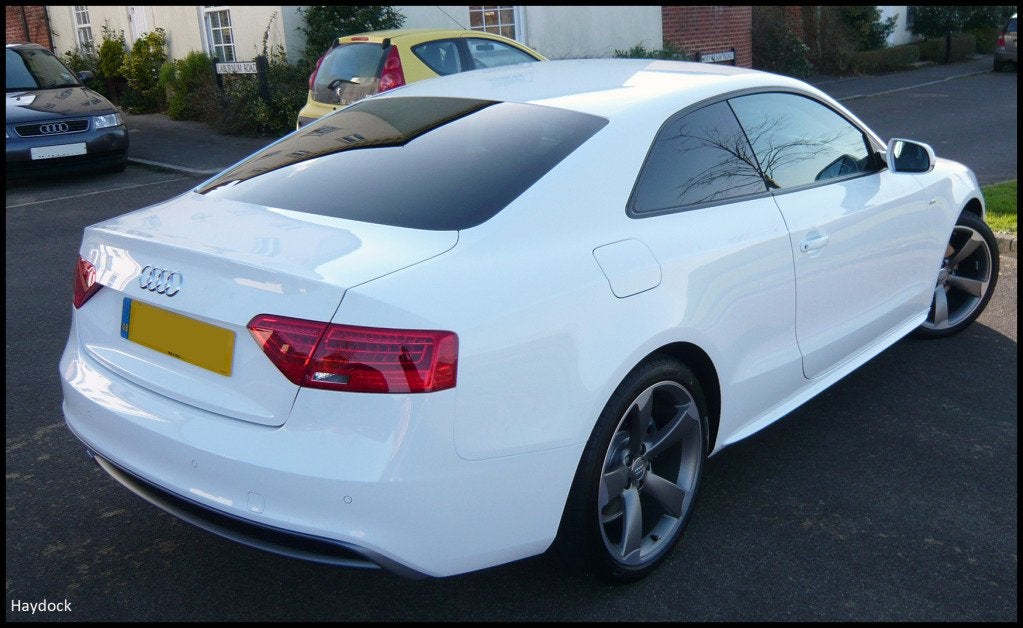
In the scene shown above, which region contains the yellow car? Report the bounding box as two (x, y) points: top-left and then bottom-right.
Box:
(296, 29), (546, 128)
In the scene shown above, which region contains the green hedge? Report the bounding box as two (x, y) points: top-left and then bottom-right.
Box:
(969, 26), (1000, 54)
(851, 44), (920, 74)
(918, 33), (977, 63)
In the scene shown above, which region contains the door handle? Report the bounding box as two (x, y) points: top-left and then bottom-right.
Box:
(799, 233), (830, 252)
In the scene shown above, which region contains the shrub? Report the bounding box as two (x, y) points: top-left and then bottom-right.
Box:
(297, 6), (405, 69)
(61, 46), (106, 94)
(212, 16), (307, 138)
(837, 6), (897, 52)
(215, 48), (306, 136)
(97, 24), (126, 79)
(613, 41), (690, 61)
(120, 28), (168, 113)
(160, 51), (217, 121)
(752, 7), (814, 78)
(851, 44), (920, 74)
(918, 34), (977, 63)
(969, 25), (1000, 54)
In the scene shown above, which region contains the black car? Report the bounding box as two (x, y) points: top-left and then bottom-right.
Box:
(6, 43), (128, 176)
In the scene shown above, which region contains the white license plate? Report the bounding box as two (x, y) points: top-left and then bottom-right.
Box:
(30, 143), (87, 160)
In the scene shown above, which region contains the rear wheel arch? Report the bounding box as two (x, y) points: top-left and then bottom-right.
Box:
(645, 342), (720, 454)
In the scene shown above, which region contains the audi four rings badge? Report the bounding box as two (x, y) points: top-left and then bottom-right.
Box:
(40, 122), (71, 134)
(138, 265), (182, 296)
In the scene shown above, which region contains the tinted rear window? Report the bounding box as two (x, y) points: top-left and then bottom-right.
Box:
(312, 43), (386, 105)
(198, 97), (607, 230)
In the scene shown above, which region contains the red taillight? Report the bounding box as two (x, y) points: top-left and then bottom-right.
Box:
(308, 54), (326, 91)
(73, 256), (101, 309)
(247, 314), (457, 394)
(378, 46), (406, 92)
(997, 33), (1006, 47)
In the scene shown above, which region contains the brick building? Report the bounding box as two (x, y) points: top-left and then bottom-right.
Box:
(661, 6), (753, 67)
(6, 5), (53, 48)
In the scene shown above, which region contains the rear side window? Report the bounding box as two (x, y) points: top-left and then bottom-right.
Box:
(1007, 16), (1017, 33)
(312, 43), (386, 105)
(465, 38), (539, 69)
(631, 101), (767, 214)
(412, 40), (464, 75)
(198, 97), (607, 231)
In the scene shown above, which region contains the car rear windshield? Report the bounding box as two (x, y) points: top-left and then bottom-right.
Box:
(197, 96), (607, 230)
(312, 42), (387, 105)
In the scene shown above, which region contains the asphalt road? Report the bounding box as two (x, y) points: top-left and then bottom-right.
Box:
(832, 69), (1018, 186)
(5, 70), (1017, 621)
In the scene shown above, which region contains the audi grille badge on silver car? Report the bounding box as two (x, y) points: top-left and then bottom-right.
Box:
(138, 265), (182, 296)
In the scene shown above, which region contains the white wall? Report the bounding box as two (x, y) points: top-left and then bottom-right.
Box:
(393, 5), (473, 30)
(521, 6), (662, 59)
(879, 6), (915, 46)
(46, 5), (301, 62)
(394, 5), (663, 59)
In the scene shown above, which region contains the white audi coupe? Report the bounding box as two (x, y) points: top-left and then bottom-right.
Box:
(60, 59), (998, 582)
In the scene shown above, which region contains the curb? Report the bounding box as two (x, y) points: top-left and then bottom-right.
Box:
(995, 233), (1017, 258)
(835, 67), (992, 102)
(127, 156), (221, 177)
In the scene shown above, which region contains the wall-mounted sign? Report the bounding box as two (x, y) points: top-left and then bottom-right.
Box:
(698, 50), (736, 64)
(216, 61), (257, 74)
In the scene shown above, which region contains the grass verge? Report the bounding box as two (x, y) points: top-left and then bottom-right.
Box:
(982, 180), (1017, 235)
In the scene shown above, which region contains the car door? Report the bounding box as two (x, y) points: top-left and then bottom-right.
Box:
(729, 92), (935, 379)
(626, 100), (801, 439)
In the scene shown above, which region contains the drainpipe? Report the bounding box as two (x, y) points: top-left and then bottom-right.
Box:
(21, 6), (30, 43)
(43, 6), (55, 50)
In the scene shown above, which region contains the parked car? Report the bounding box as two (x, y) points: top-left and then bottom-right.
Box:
(993, 13), (1017, 71)
(295, 28), (545, 128)
(5, 42), (128, 176)
(62, 59), (998, 582)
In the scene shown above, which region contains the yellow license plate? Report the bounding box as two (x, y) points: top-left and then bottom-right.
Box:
(121, 298), (235, 376)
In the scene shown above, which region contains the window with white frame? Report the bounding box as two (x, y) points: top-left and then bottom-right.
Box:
(469, 6), (518, 40)
(73, 6), (94, 50)
(203, 6), (236, 62)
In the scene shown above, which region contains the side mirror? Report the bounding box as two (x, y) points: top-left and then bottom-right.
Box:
(886, 138), (935, 174)
(77, 70), (95, 82)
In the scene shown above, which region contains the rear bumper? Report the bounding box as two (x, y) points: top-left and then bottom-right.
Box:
(994, 47), (1017, 64)
(59, 318), (580, 577)
(83, 448), (424, 577)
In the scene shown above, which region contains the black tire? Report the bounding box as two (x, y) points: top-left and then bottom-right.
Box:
(913, 211), (999, 339)
(554, 356), (708, 583)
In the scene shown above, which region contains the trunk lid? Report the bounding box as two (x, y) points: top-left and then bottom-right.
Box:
(75, 192), (457, 426)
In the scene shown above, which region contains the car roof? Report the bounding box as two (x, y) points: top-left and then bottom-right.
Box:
(344, 28), (505, 40)
(377, 58), (823, 121)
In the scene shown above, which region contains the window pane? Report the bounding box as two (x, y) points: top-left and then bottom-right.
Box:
(729, 93), (872, 189)
(466, 38), (537, 68)
(632, 102), (767, 213)
(471, 6), (516, 39)
(412, 40), (463, 75)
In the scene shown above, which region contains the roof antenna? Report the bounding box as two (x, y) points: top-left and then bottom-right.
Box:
(436, 6), (467, 29)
